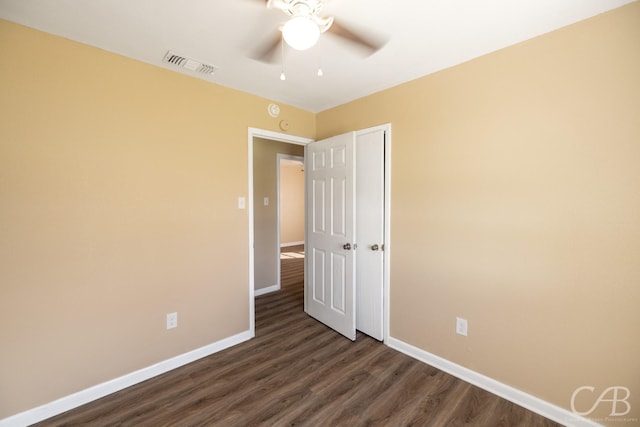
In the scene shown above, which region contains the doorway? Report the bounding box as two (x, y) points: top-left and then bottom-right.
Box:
(277, 154), (305, 291)
(248, 125), (391, 342)
(248, 128), (312, 337)
(278, 155), (305, 251)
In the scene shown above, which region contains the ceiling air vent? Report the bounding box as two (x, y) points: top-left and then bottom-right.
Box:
(163, 51), (217, 75)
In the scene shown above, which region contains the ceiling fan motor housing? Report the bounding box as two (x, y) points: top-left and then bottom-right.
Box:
(268, 0), (324, 18)
(256, 0), (383, 60)
(271, 0), (334, 34)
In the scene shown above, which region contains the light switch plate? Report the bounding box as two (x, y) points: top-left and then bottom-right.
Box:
(456, 317), (468, 336)
(166, 312), (178, 330)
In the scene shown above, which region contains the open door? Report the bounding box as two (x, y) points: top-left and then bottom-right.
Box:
(304, 132), (356, 341)
(355, 129), (385, 340)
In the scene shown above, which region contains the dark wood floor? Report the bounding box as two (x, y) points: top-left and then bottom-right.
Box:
(34, 245), (560, 426)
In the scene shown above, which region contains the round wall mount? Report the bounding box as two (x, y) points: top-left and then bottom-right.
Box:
(279, 120), (290, 131)
(268, 103), (280, 118)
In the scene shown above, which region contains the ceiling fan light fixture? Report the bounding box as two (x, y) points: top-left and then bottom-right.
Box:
(282, 16), (320, 51)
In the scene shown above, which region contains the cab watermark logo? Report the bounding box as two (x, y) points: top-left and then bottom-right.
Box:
(571, 386), (631, 417)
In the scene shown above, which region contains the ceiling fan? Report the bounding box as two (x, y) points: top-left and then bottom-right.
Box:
(250, 0), (387, 63)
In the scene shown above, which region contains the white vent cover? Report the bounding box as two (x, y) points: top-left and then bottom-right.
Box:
(163, 51), (217, 75)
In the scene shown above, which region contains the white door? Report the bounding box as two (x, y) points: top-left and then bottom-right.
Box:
(355, 129), (385, 340)
(305, 132), (356, 341)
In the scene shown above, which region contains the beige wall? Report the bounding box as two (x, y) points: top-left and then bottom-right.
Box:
(0, 20), (314, 418)
(280, 163), (305, 245)
(2, 3), (639, 424)
(253, 139), (304, 290)
(317, 3), (640, 424)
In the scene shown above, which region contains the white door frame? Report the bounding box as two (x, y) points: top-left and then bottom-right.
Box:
(276, 153), (305, 292)
(248, 128), (312, 337)
(247, 125), (391, 343)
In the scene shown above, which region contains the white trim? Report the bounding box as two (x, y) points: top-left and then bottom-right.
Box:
(248, 127), (312, 337)
(386, 337), (603, 427)
(254, 284), (280, 296)
(0, 331), (252, 427)
(303, 147), (309, 314)
(280, 241), (304, 248)
(248, 128), (312, 146)
(383, 125), (392, 344)
(248, 130), (255, 338)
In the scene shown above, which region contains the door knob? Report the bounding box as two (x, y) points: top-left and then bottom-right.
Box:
(371, 244), (379, 251)
(343, 243), (352, 250)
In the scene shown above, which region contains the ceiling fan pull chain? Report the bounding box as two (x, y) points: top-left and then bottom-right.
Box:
(280, 36), (286, 81)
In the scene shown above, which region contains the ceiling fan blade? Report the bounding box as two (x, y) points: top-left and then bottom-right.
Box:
(250, 32), (282, 63)
(242, 0), (285, 7)
(328, 20), (388, 55)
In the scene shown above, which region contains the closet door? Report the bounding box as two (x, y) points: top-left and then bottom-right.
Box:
(356, 129), (385, 341)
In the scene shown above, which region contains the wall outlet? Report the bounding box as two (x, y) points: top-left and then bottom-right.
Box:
(456, 317), (468, 336)
(166, 312), (178, 330)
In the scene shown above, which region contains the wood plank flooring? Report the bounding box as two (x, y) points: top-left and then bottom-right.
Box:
(34, 246), (560, 426)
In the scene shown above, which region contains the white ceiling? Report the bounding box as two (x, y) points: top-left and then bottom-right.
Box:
(0, 0), (635, 113)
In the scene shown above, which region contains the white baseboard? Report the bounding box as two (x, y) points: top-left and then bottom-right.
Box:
(254, 284), (280, 296)
(0, 330), (253, 427)
(280, 241), (304, 248)
(386, 337), (602, 427)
